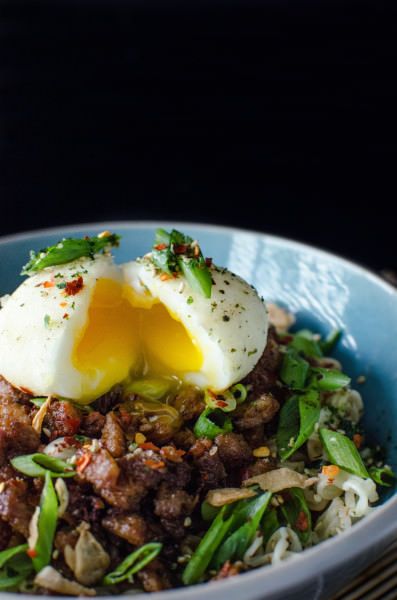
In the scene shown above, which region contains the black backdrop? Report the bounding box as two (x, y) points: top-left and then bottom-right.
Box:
(1, 0), (396, 271)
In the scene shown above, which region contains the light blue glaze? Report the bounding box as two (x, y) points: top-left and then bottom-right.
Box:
(1, 222), (397, 599)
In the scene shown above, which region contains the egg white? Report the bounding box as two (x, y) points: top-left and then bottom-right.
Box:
(123, 258), (268, 391)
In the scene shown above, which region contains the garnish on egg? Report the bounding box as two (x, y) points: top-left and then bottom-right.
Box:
(150, 228), (213, 298)
(21, 232), (121, 276)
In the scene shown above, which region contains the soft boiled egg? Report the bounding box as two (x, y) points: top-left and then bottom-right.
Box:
(0, 250), (268, 403)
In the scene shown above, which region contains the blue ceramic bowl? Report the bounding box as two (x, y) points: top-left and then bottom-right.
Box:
(1, 222), (397, 600)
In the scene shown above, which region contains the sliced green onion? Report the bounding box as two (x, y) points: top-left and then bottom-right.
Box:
(201, 500), (221, 522)
(319, 428), (369, 478)
(32, 471), (58, 572)
(280, 488), (312, 544)
(178, 256), (212, 299)
(277, 390), (320, 461)
(30, 397), (46, 408)
(193, 407), (233, 439)
(212, 491), (271, 568)
(369, 465), (396, 487)
(290, 330), (323, 358)
(320, 329), (342, 355)
(261, 509), (280, 544)
(125, 378), (172, 401)
(231, 384), (248, 404)
(11, 453), (76, 479)
(309, 367), (350, 391)
(103, 543), (162, 586)
(182, 506), (234, 585)
(21, 233), (120, 275)
(280, 348), (310, 390)
(0, 545), (29, 570)
(0, 572), (27, 590)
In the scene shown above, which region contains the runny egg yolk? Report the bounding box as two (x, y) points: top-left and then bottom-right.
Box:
(73, 278), (202, 401)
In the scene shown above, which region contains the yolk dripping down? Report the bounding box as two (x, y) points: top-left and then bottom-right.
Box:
(73, 278), (203, 401)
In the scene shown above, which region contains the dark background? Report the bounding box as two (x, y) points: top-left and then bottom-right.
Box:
(1, 0), (396, 271)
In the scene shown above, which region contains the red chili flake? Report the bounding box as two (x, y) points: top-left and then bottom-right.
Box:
(63, 313), (69, 319)
(205, 257), (213, 267)
(216, 400), (228, 408)
(174, 244), (189, 254)
(65, 276), (84, 296)
(27, 548), (38, 558)
(76, 452), (92, 473)
(295, 511), (309, 532)
(144, 459), (165, 470)
(353, 434), (363, 449)
(60, 301), (68, 308)
(160, 273), (173, 281)
(160, 445), (186, 462)
(154, 243), (168, 251)
(43, 280), (55, 288)
(140, 442), (160, 452)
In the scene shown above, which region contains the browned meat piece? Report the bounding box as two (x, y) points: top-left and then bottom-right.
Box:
(93, 385), (123, 415)
(80, 411), (106, 438)
(173, 428), (196, 450)
(0, 376), (31, 405)
(64, 483), (105, 526)
(243, 327), (282, 396)
(154, 483), (196, 520)
(195, 449), (226, 489)
(0, 394), (39, 464)
(118, 452), (167, 489)
(173, 387), (204, 422)
(234, 394), (279, 430)
(101, 412), (126, 458)
(242, 457), (277, 480)
(78, 449), (120, 490)
(243, 425), (265, 448)
(0, 519), (11, 551)
(166, 461), (192, 489)
(102, 511), (148, 546)
(99, 479), (147, 511)
(138, 415), (180, 445)
(215, 433), (252, 468)
(137, 559), (172, 592)
(0, 479), (34, 537)
(189, 437), (213, 458)
(45, 401), (81, 440)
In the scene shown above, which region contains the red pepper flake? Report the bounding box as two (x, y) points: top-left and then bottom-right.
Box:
(154, 243), (168, 251)
(27, 548), (38, 558)
(216, 400), (228, 408)
(353, 434), (363, 449)
(76, 452), (92, 473)
(43, 280), (55, 288)
(63, 313), (69, 319)
(205, 257), (213, 267)
(295, 511), (309, 532)
(65, 276), (84, 296)
(174, 244), (189, 254)
(144, 459), (165, 470)
(160, 445), (186, 462)
(160, 273), (173, 281)
(140, 442), (160, 452)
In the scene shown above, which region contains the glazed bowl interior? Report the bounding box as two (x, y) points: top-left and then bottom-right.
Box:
(1, 221), (397, 600)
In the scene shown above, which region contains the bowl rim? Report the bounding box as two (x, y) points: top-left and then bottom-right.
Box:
(1, 220), (397, 600)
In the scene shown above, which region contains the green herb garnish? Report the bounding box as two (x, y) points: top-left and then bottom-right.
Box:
(319, 428), (369, 478)
(0, 544), (33, 591)
(151, 229), (212, 298)
(32, 471), (59, 572)
(308, 367), (350, 391)
(280, 488), (312, 544)
(193, 407), (233, 439)
(280, 348), (310, 390)
(103, 543), (162, 586)
(277, 390), (320, 460)
(11, 453), (76, 478)
(369, 465), (396, 487)
(21, 233), (120, 275)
